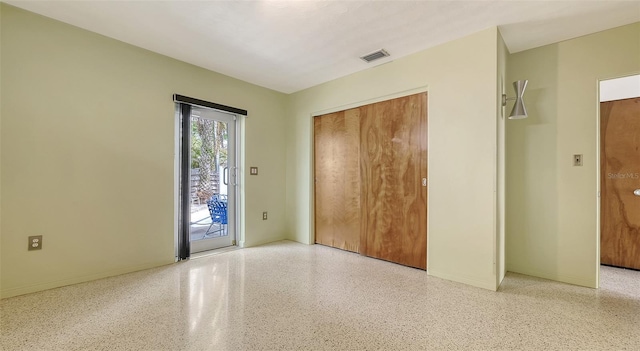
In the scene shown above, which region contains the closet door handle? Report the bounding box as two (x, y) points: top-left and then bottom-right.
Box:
(634, 189), (640, 196)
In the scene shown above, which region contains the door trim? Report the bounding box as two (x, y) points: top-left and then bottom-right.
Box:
(308, 86), (429, 251)
(310, 86), (429, 117)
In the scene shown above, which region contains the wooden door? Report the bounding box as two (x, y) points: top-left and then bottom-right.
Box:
(601, 97), (640, 270)
(314, 108), (361, 252)
(360, 93), (428, 269)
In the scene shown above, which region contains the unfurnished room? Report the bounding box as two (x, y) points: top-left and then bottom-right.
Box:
(1, 1), (640, 350)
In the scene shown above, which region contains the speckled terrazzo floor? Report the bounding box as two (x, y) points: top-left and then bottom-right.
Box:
(1, 241), (639, 350)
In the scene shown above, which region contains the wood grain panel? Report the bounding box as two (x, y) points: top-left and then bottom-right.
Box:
(601, 97), (640, 270)
(360, 93), (428, 269)
(314, 108), (361, 252)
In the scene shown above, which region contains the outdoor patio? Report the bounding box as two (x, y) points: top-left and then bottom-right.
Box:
(189, 204), (226, 241)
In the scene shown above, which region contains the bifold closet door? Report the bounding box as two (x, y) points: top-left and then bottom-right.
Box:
(314, 108), (361, 252)
(360, 93), (428, 269)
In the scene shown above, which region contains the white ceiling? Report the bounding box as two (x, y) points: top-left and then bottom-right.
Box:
(5, 1), (640, 94)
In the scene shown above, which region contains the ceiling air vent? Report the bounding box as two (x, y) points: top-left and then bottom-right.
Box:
(360, 49), (390, 63)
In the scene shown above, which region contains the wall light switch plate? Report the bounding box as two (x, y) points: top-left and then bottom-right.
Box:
(250, 167), (258, 175)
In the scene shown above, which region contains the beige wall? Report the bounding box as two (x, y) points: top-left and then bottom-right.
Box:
(287, 27), (501, 290)
(507, 22), (640, 288)
(0, 5), (288, 298)
(0, 4), (3, 295)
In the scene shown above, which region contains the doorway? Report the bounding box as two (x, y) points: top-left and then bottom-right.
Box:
(175, 95), (245, 259)
(599, 74), (640, 272)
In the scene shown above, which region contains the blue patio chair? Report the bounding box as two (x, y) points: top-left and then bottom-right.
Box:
(210, 194), (228, 203)
(204, 198), (228, 237)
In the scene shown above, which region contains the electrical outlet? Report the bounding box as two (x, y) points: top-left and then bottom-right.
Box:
(250, 167), (259, 175)
(28, 235), (43, 251)
(262, 212), (268, 220)
(573, 154), (583, 166)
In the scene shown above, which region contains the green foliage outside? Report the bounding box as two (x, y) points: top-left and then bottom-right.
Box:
(191, 117), (228, 201)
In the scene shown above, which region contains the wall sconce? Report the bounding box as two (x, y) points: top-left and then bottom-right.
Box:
(502, 80), (528, 119)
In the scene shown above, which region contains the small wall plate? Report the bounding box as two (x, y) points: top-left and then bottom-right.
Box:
(28, 235), (43, 251)
(573, 154), (583, 166)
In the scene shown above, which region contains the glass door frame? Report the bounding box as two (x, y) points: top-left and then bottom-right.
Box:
(189, 108), (237, 254)
(173, 94), (246, 261)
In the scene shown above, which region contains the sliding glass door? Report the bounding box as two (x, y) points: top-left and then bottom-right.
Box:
(188, 107), (236, 253)
(176, 96), (241, 259)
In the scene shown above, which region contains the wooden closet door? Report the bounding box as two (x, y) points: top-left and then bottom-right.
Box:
(360, 93), (428, 269)
(601, 97), (640, 270)
(314, 108), (361, 252)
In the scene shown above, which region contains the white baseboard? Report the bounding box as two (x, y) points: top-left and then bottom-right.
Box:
(1, 259), (173, 299)
(243, 235), (288, 248)
(428, 268), (498, 291)
(507, 265), (597, 288)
